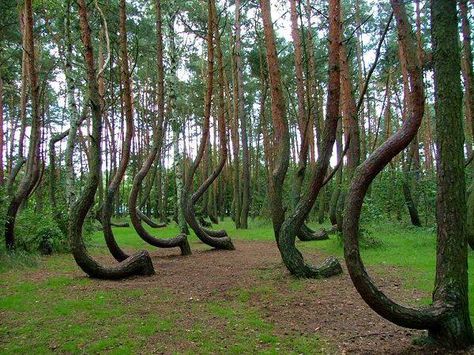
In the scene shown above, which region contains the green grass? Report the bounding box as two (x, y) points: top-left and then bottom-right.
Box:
(1, 218), (474, 353)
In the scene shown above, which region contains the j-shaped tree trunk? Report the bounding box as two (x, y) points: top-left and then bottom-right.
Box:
(342, 0), (474, 348)
(259, 0), (290, 242)
(5, 0), (42, 251)
(276, 0), (342, 278)
(102, 0), (136, 262)
(128, 0), (191, 256)
(261, 0), (341, 278)
(288, 0), (327, 242)
(182, 0), (234, 250)
(70, 0), (154, 279)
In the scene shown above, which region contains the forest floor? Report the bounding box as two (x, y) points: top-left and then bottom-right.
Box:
(1, 220), (474, 354)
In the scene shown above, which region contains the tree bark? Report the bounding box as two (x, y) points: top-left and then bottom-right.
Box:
(128, 0), (191, 256)
(342, 1), (474, 348)
(234, 0), (250, 229)
(430, 0), (474, 346)
(70, 0), (154, 279)
(460, 0), (474, 249)
(101, 0), (136, 262)
(168, 13), (189, 236)
(181, 0), (234, 250)
(276, 0), (342, 278)
(5, 0), (42, 251)
(0, 76), (4, 186)
(289, 0), (324, 242)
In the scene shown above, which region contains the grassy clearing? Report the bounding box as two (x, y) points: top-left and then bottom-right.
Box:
(1, 218), (473, 353)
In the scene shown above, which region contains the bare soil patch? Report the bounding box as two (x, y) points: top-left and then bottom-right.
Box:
(60, 240), (473, 354)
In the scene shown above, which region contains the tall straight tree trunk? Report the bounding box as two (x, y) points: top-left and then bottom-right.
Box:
(399, 35), (422, 226)
(0, 76), (4, 186)
(168, 13), (189, 236)
(460, 0), (474, 249)
(329, 120), (343, 226)
(230, 47), (241, 228)
(260, 0), (290, 240)
(234, 0), (250, 229)
(64, 0), (81, 211)
(461, 0), (474, 154)
(335, 40), (361, 232)
(430, 0), (474, 345)
(5, 0), (42, 250)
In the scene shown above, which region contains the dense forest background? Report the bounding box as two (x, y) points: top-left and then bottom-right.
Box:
(1, 0), (468, 249)
(1, 0), (474, 350)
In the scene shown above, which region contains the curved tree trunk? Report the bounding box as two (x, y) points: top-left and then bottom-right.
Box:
(136, 209), (166, 229)
(5, 0), (42, 251)
(181, 0), (234, 251)
(342, 0), (473, 348)
(264, 0), (342, 278)
(71, 0), (154, 279)
(102, 0), (137, 262)
(260, 0), (290, 243)
(128, 0), (191, 256)
(288, 0), (326, 242)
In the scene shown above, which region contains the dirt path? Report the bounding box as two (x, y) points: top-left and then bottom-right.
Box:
(75, 240), (468, 354)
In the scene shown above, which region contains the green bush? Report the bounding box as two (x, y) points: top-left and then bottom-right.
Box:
(15, 208), (67, 254)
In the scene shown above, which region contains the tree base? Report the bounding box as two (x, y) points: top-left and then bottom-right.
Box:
(427, 312), (474, 349)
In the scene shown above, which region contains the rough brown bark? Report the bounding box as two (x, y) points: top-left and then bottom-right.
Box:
(182, 0), (234, 250)
(0, 76), (4, 186)
(128, 0), (191, 256)
(71, 0), (154, 279)
(234, 0), (250, 229)
(260, 0), (290, 241)
(342, 1), (474, 348)
(102, 0), (136, 262)
(5, 0), (42, 251)
(460, 0), (474, 249)
(260, 0), (341, 278)
(430, 0), (474, 346)
(289, 0), (323, 241)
